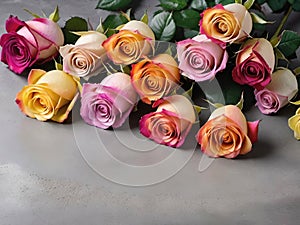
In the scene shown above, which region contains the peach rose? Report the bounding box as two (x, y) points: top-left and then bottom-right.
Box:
(131, 53), (180, 104)
(200, 3), (252, 45)
(139, 95), (196, 147)
(288, 107), (300, 140)
(59, 31), (107, 79)
(196, 105), (260, 158)
(15, 69), (80, 122)
(102, 20), (155, 65)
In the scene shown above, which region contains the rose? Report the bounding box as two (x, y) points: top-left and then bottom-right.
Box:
(0, 16), (64, 74)
(288, 107), (300, 140)
(131, 53), (180, 104)
(59, 31), (107, 79)
(200, 3), (252, 45)
(177, 34), (228, 82)
(15, 69), (80, 122)
(80, 72), (138, 129)
(102, 20), (155, 65)
(196, 105), (260, 158)
(139, 95), (196, 147)
(255, 68), (298, 114)
(232, 38), (275, 90)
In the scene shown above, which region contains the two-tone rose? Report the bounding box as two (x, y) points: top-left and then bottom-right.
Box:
(80, 72), (138, 129)
(289, 107), (300, 140)
(0, 16), (64, 74)
(139, 95), (196, 148)
(102, 20), (155, 65)
(196, 105), (260, 158)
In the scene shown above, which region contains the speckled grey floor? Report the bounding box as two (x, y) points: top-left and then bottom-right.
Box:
(0, 1), (300, 225)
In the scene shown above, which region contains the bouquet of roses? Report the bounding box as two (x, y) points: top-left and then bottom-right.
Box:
(1, 0), (299, 159)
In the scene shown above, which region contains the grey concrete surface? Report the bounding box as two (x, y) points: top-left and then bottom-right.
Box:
(0, 1), (300, 225)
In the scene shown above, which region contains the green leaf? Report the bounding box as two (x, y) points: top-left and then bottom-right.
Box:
(49, 5), (60, 22)
(190, 0), (207, 11)
(274, 48), (289, 62)
(96, 0), (132, 11)
(235, 92), (244, 110)
(288, 0), (300, 11)
(102, 14), (129, 34)
(250, 12), (274, 24)
(235, 0), (242, 4)
(267, 0), (288, 12)
(62, 17), (88, 44)
(293, 66), (300, 76)
(159, 0), (188, 11)
(184, 29), (199, 38)
(257, 0), (266, 4)
(96, 18), (104, 33)
(150, 12), (176, 41)
(215, 0), (235, 5)
(277, 30), (300, 58)
(173, 9), (200, 30)
(244, 0), (255, 9)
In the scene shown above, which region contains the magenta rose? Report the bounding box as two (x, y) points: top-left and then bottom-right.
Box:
(139, 95), (196, 147)
(177, 34), (228, 82)
(0, 16), (64, 74)
(80, 72), (138, 129)
(255, 68), (298, 114)
(232, 38), (275, 90)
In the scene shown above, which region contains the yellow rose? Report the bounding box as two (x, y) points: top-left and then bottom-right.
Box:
(200, 3), (252, 44)
(288, 108), (300, 140)
(15, 69), (80, 122)
(131, 53), (180, 104)
(102, 20), (155, 65)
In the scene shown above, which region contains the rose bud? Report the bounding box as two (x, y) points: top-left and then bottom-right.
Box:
(288, 107), (300, 140)
(177, 34), (228, 82)
(15, 69), (80, 122)
(131, 53), (180, 104)
(196, 105), (260, 158)
(139, 95), (196, 148)
(59, 31), (107, 79)
(0, 16), (64, 74)
(102, 20), (155, 65)
(200, 3), (252, 45)
(232, 38), (275, 90)
(255, 68), (298, 114)
(80, 72), (138, 129)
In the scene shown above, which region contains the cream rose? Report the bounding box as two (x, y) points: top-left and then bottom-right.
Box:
(196, 105), (260, 158)
(102, 20), (155, 65)
(15, 69), (80, 122)
(200, 3), (252, 45)
(59, 31), (107, 79)
(131, 53), (180, 104)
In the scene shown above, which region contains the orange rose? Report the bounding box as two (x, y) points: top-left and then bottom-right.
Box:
(196, 105), (259, 158)
(131, 53), (180, 104)
(102, 20), (155, 65)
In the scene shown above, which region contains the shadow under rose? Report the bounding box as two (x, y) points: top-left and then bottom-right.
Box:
(237, 139), (275, 159)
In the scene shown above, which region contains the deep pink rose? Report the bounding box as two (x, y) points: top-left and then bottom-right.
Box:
(139, 95), (196, 148)
(177, 34), (228, 82)
(232, 38), (275, 90)
(0, 16), (64, 74)
(80, 72), (138, 129)
(255, 68), (298, 114)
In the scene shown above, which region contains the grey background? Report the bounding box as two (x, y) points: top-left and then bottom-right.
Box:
(0, 0), (300, 224)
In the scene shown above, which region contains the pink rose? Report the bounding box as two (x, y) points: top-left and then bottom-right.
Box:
(0, 16), (64, 74)
(196, 105), (260, 158)
(139, 95), (196, 147)
(232, 38), (275, 90)
(177, 34), (228, 81)
(80, 72), (138, 129)
(255, 68), (298, 114)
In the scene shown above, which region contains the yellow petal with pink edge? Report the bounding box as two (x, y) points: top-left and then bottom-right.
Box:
(52, 92), (79, 123)
(36, 70), (78, 100)
(28, 69), (46, 84)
